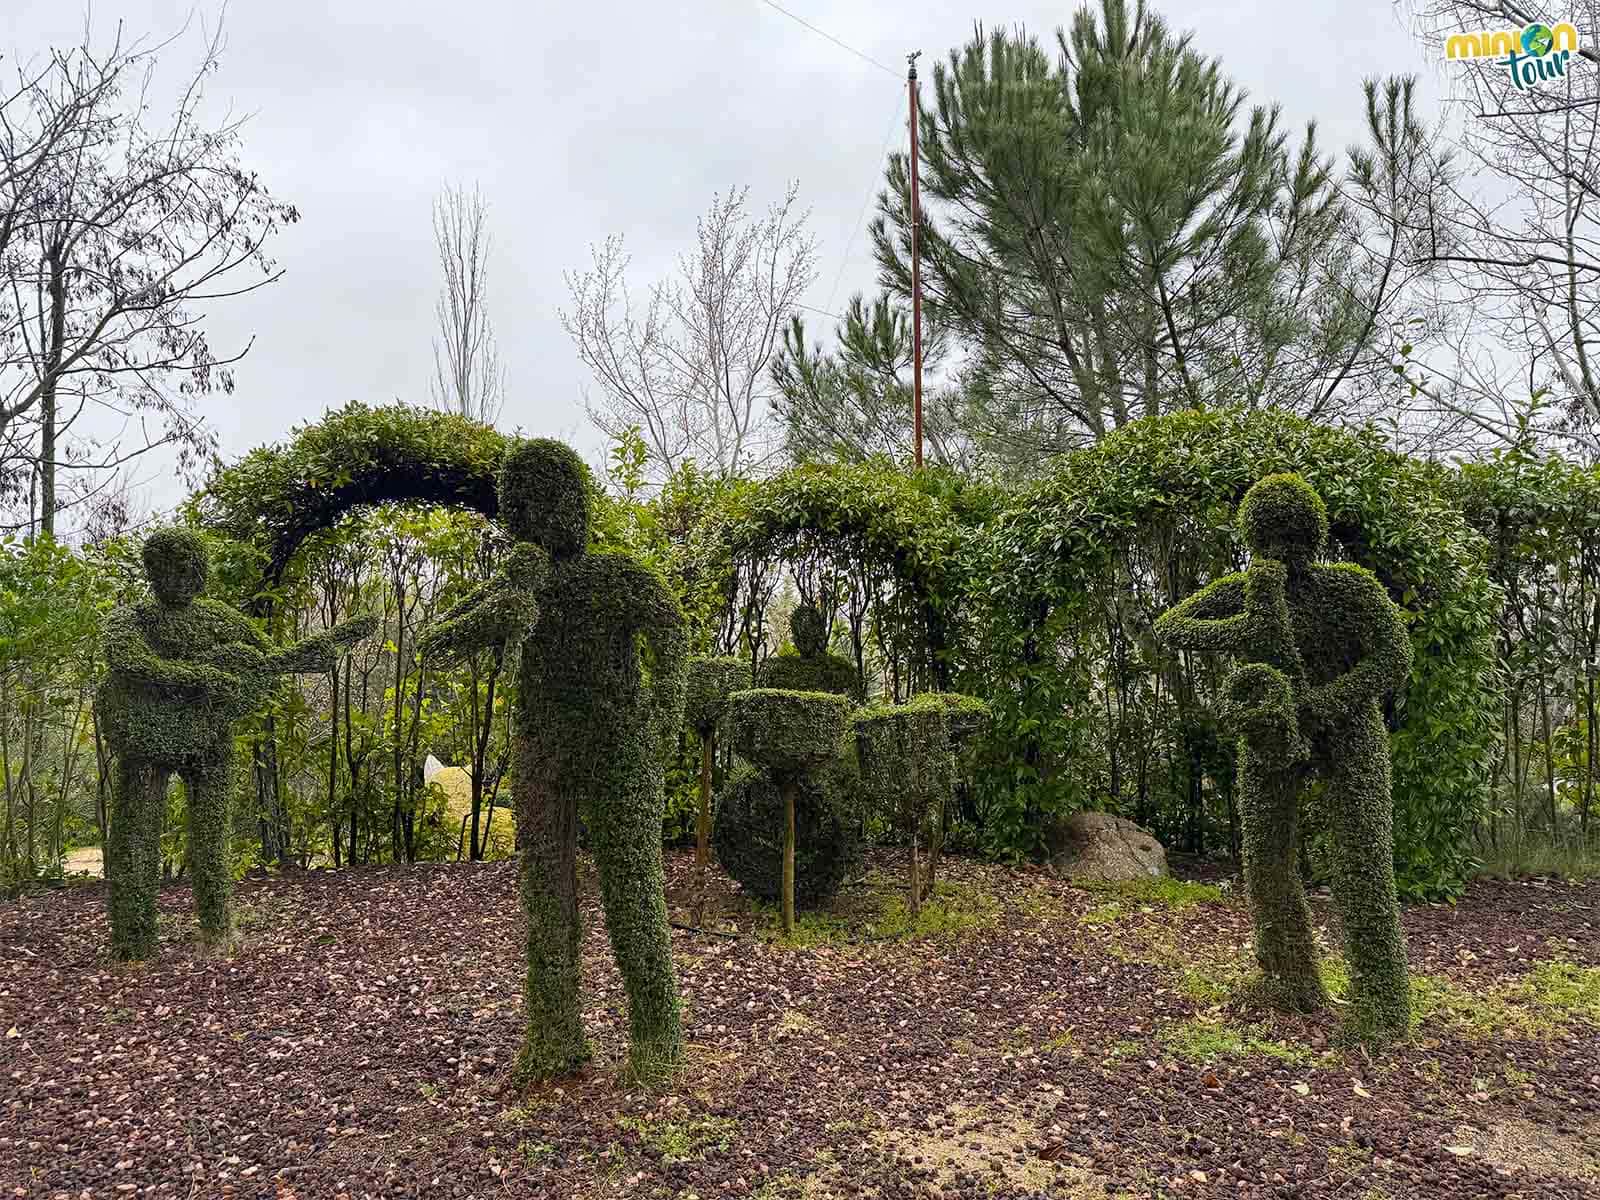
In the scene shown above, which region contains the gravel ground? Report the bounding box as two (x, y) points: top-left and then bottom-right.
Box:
(3, 849), (1599, 1200)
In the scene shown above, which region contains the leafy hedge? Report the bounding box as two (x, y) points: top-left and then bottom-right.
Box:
(973, 408), (1501, 900)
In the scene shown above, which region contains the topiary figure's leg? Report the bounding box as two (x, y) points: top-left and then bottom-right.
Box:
(1239, 744), (1324, 1011)
(513, 741), (588, 1086)
(184, 743), (236, 951)
(585, 755), (682, 1086)
(106, 755), (168, 962)
(1327, 706), (1411, 1044)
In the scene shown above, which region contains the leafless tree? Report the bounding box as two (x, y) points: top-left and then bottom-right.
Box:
(561, 183), (817, 480)
(429, 182), (504, 426)
(0, 14), (297, 537)
(1398, 0), (1600, 458)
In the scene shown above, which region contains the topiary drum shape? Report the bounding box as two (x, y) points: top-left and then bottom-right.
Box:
(727, 688), (851, 936)
(419, 438), (689, 1087)
(1155, 473), (1413, 1043)
(97, 528), (376, 961)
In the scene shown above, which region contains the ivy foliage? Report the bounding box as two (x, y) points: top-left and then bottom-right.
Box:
(98, 529), (373, 960)
(1156, 474), (1412, 1043)
(720, 688), (854, 920)
(975, 408), (1500, 899)
(420, 438), (690, 1087)
(711, 755), (861, 906)
(684, 656), (750, 736)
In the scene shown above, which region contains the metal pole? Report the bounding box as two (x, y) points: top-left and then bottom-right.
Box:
(908, 51), (924, 470)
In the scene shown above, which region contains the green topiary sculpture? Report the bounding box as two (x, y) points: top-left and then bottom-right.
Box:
(98, 528), (375, 960)
(854, 699), (955, 916)
(711, 756), (860, 908)
(726, 688), (851, 936)
(758, 603), (863, 700)
(1155, 474), (1413, 1042)
(900, 692), (990, 896)
(420, 439), (689, 1086)
(684, 655), (750, 923)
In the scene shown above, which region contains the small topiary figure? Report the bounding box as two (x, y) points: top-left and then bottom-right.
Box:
(854, 699), (955, 916)
(98, 528), (375, 960)
(420, 439), (689, 1086)
(1156, 473), (1414, 1042)
(684, 655), (750, 923)
(726, 688), (852, 936)
(758, 603), (863, 700)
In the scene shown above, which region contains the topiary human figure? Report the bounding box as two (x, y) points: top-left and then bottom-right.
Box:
(1155, 474), (1414, 1042)
(758, 603), (862, 700)
(420, 439), (689, 1086)
(726, 689), (851, 936)
(684, 656), (749, 924)
(98, 528), (375, 960)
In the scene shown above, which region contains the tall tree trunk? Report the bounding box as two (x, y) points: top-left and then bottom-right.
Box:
(39, 250), (67, 539)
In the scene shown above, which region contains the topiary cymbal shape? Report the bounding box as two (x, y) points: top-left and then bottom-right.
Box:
(728, 689), (851, 780)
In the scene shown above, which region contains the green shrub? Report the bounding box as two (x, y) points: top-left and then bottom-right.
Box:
(685, 656), (750, 735)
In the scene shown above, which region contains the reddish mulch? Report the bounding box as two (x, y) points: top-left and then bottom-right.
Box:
(3, 852), (1600, 1200)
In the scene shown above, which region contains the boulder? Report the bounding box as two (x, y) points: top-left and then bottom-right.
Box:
(1046, 811), (1168, 881)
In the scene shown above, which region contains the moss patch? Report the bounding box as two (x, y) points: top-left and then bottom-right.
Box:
(615, 1113), (738, 1163)
(758, 879), (999, 946)
(1157, 1016), (1318, 1065)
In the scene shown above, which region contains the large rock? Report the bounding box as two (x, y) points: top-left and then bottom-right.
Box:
(1046, 811), (1167, 880)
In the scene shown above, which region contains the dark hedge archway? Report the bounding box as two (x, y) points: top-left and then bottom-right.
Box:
(199, 401), (510, 606)
(700, 460), (975, 695)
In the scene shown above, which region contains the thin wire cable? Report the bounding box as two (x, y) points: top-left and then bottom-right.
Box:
(755, 0), (899, 78)
(824, 88), (904, 318)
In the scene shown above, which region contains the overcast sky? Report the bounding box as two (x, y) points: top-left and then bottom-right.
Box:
(6, 0), (1444, 514)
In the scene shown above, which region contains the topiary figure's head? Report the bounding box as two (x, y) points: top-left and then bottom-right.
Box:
(498, 438), (589, 560)
(1238, 473), (1328, 566)
(142, 528), (208, 605)
(789, 604), (827, 658)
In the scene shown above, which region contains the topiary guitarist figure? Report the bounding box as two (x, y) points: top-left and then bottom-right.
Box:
(420, 439), (689, 1086)
(98, 528), (376, 961)
(1155, 473), (1414, 1043)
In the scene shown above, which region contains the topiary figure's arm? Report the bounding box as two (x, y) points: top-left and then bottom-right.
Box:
(269, 614), (381, 674)
(1302, 567), (1413, 726)
(1154, 574), (1249, 652)
(419, 544), (546, 668)
(102, 607), (232, 692)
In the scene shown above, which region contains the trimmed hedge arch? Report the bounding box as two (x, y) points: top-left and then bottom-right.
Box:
(702, 460), (972, 688)
(976, 408), (1501, 900)
(199, 402), (510, 600)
